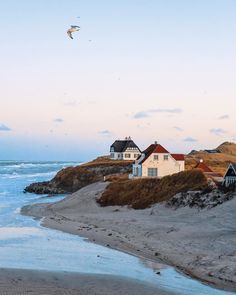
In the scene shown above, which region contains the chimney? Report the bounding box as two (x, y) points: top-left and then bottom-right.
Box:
(154, 141), (158, 145)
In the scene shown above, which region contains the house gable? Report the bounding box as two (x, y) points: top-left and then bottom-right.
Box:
(224, 164), (236, 177)
(139, 144), (170, 164)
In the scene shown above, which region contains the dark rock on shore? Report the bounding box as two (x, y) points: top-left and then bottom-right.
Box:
(166, 190), (235, 209)
(24, 157), (132, 195)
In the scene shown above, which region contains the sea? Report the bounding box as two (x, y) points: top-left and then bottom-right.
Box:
(0, 160), (234, 295)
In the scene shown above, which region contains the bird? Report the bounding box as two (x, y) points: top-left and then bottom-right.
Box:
(67, 25), (80, 39)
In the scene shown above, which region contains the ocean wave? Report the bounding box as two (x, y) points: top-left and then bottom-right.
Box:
(14, 207), (21, 214)
(0, 191), (8, 196)
(0, 171), (56, 179)
(0, 161), (79, 169)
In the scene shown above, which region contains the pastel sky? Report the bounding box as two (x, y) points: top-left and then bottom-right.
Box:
(1, 0), (236, 161)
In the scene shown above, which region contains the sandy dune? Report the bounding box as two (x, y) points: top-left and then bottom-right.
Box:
(22, 182), (236, 291)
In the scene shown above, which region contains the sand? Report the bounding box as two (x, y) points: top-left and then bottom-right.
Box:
(0, 268), (168, 295)
(21, 182), (236, 292)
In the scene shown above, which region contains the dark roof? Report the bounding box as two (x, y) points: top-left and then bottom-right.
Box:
(110, 139), (140, 153)
(194, 161), (213, 173)
(204, 149), (221, 154)
(224, 163), (236, 178)
(232, 163), (236, 171)
(139, 144), (184, 164)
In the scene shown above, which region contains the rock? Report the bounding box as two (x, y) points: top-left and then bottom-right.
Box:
(166, 189), (235, 210)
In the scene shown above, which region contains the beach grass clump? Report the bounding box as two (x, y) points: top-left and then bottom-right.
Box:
(97, 170), (208, 209)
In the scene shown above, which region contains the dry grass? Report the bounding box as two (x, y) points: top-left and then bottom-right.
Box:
(81, 156), (133, 168)
(98, 170), (208, 209)
(185, 153), (236, 174)
(104, 173), (129, 182)
(184, 142), (236, 174)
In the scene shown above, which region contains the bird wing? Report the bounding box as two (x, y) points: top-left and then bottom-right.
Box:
(67, 30), (73, 39)
(71, 25), (80, 29)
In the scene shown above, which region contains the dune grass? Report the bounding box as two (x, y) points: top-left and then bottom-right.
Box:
(98, 170), (208, 209)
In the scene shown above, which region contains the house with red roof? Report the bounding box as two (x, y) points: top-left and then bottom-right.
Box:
(194, 160), (223, 183)
(132, 142), (185, 178)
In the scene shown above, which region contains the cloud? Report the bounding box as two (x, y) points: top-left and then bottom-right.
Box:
(134, 108), (182, 119)
(210, 128), (226, 136)
(218, 114), (229, 120)
(0, 124), (11, 131)
(99, 130), (112, 136)
(54, 118), (64, 123)
(173, 126), (183, 132)
(184, 137), (198, 142)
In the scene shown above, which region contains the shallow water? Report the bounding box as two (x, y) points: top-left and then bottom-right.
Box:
(0, 160), (234, 295)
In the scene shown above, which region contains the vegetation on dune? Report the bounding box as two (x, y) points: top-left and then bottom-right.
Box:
(81, 156), (133, 168)
(185, 142), (236, 174)
(97, 170), (208, 209)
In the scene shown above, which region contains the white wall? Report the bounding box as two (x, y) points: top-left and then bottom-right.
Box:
(111, 148), (141, 161)
(141, 153), (184, 177)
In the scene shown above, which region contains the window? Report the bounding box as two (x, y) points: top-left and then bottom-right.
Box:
(110, 147), (114, 152)
(110, 153), (114, 158)
(154, 154), (159, 160)
(164, 155), (169, 161)
(148, 168), (157, 177)
(125, 153), (131, 158)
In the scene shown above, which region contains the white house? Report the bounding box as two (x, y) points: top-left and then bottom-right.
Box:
(132, 142), (185, 178)
(110, 137), (141, 161)
(223, 163), (236, 187)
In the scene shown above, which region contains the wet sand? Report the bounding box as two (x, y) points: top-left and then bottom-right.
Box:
(0, 268), (170, 295)
(22, 182), (236, 292)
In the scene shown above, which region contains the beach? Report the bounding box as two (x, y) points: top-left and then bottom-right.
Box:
(22, 181), (236, 292)
(0, 268), (165, 295)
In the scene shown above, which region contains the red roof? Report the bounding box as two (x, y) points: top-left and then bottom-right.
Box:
(194, 162), (213, 173)
(139, 144), (184, 164)
(171, 154), (185, 161)
(142, 144), (169, 155)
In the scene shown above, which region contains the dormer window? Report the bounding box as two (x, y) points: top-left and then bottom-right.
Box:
(110, 147), (114, 152)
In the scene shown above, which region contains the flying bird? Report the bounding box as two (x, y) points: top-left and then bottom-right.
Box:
(67, 25), (80, 39)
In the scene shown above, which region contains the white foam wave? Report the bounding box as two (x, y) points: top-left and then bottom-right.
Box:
(1, 172), (56, 179)
(0, 162), (79, 169)
(0, 192), (8, 196)
(14, 207), (21, 214)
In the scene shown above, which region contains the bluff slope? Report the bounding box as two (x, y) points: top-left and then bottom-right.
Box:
(24, 157), (132, 194)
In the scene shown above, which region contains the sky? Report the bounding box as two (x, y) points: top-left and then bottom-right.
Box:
(0, 0), (236, 161)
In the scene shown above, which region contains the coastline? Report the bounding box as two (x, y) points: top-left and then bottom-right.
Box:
(21, 182), (236, 292)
